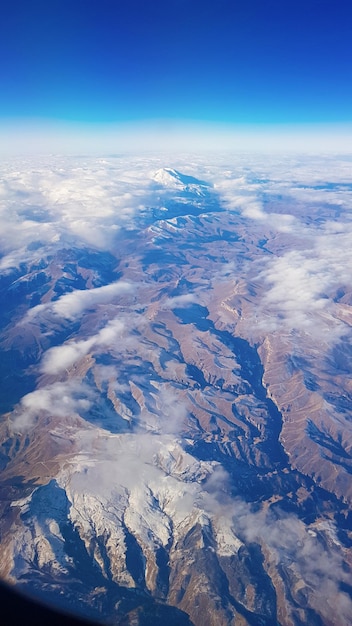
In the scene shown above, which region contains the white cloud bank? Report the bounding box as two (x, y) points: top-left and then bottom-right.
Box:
(0, 154), (165, 269)
(256, 224), (352, 340)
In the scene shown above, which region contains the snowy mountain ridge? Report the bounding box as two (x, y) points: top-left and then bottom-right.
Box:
(153, 168), (211, 196)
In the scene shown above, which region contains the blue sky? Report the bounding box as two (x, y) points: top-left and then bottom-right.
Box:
(1, 0), (352, 151)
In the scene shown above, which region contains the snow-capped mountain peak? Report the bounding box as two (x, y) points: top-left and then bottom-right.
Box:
(152, 168), (211, 195)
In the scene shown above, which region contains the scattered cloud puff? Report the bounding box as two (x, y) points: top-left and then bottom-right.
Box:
(163, 293), (198, 309)
(11, 380), (93, 432)
(26, 280), (134, 322)
(41, 317), (125, 374)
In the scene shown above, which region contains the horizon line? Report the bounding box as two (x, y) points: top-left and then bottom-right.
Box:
(1, 119), (352, 155)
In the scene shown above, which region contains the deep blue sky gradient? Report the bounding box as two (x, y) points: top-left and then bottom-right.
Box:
(1, 0), (352, 127)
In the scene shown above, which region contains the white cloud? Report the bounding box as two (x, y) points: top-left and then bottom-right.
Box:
(139, 384), (189, 435)
(11, 380), (93, 432)
(257, 229), (352, 340)
(212, 173), (300, 233)
(163, 293), (198, 309)
(94, 317), (125, 347)
(41, 339), (95, 374)
(199, 154), (352, 344)
(231, 503), (352, 625)
(41, 317), (125, 374)
(26, 280), (134, 322)
(0, 155), (167, 269)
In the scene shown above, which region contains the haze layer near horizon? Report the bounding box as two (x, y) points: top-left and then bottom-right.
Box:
(1, 0), (352, 153)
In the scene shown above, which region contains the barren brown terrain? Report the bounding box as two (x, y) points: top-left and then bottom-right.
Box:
(0, 156), (351, 625)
